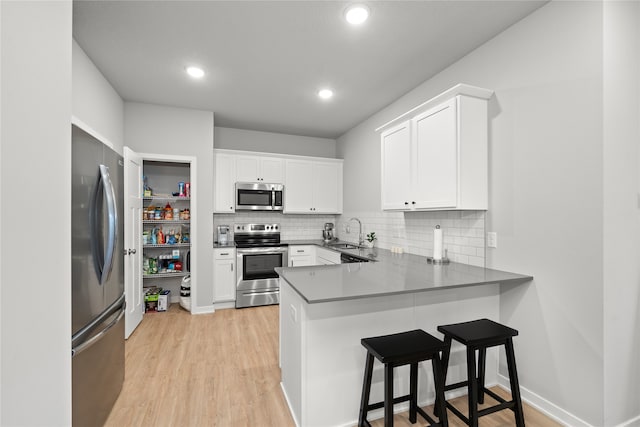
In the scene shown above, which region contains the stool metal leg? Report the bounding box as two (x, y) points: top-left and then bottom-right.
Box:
(359, 353), (375, 427)
(384, 363), (394, 427)
(505, 339), (525, 427)
(409, 363), (418, 423)
(477, 347), (486, 404)
(467, 347), (479, 427)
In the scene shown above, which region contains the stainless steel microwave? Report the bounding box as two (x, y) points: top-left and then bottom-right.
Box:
(235, 182), (284, 211)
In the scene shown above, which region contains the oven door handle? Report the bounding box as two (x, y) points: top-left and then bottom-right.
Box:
(237, 247), (288, 254)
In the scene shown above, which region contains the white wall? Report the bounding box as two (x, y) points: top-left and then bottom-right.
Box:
(125, 102), (215, 310)
(602, 2), (640, 425)
(72, 39), (124, 153)
(338, 2), (616, 425)
(0, 1), (72, 425)
(215, 126), (337, 158)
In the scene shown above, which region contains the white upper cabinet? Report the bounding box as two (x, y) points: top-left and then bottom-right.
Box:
(378, 84), (492, 211)
(213, 152), (236, 213)
(213, 149), (343, 215)
(381, 121), (413, 210)
(285, 159), (343, 214)
(235, 154), (284, 183)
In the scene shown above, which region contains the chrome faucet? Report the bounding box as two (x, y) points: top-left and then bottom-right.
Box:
(349, 217), (364, 246)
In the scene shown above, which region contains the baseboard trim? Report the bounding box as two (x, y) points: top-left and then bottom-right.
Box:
(497, 374), (593, 427)
(279, 382), (301, 427)
(191, 304), (215, 314)
(616, 413), (640, 427)
(214, 301), (236, 310)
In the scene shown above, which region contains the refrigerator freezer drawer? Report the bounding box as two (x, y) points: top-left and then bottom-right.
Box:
(72, 310), (124, 427)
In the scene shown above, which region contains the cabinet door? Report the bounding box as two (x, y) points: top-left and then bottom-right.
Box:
(413, 99), (457, 209)
(260, 157), (284, 183)
(312, 162), (341, 214)
(235, 155), (260, 182)
(381, 121), (413, 210)
(289, 255), (314, 267)
(213, 254), (236, 302)
(214, 154), (236, 213)
(285, 160), (314, 213)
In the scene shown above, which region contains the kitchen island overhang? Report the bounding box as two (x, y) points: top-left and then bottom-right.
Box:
(276, 251), (532, 427)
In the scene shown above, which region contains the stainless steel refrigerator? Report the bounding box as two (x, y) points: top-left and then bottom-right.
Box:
(71, 124), (125, 427)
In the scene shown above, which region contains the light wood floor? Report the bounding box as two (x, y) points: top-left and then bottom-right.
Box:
(106, 304), (562, 427)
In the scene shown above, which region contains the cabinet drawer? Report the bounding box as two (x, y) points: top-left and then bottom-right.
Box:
(290, 246), (313, 255)
(214, 248), (236, 260)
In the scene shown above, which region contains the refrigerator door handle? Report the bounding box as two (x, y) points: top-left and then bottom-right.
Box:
(72, 293), (126, 348)
(72, 307), (125, 358)
(92, 164), (119, 285)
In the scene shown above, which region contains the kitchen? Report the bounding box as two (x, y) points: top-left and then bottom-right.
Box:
(1, 1), (639, 427)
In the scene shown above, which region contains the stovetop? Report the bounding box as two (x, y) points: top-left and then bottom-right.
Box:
(234, 223), (283, 248)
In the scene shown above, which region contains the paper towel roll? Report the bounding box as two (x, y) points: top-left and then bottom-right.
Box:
(433, 226), (443, 260)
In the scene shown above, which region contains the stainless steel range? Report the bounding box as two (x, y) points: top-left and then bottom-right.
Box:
(234, 223), (288, 308)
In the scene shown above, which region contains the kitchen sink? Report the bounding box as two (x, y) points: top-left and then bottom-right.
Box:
(327, 242), (362, 250)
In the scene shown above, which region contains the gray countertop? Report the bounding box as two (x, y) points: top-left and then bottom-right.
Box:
(276, 243), (533, 304)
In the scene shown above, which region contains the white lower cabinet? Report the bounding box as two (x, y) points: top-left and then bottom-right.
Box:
(288, 245), (316, 267)
(316, 247), (341, 265)
(213, 248), (236, 302)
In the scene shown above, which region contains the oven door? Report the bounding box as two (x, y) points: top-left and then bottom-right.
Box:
(236, 246), (288, 308)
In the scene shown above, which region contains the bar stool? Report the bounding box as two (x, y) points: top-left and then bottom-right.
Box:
(358, 329), (449, 427)
(437, 318), (525, 427)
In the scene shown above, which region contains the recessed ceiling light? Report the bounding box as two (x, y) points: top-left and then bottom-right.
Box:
(318, 89), (334, 100)
(345, 4), (369, 25)
(186, 66), (205, 79)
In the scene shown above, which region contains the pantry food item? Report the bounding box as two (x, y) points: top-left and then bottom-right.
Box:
(164, 203), (173, 220)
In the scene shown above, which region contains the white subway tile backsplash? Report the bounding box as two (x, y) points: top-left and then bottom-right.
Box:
(213, 209), (486, 267)
(336, 210), (486, 267)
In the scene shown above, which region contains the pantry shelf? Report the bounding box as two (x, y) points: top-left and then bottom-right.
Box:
(143, 196), (190, 202)
(143, 271), (190, 279)
(143, 243), (191, 249)
(143, 220), (190, 224)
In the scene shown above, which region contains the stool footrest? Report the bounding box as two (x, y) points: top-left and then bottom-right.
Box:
(366, 394), (410, 411)
(444, 379), (469, 392)
(478, 400), (516, 417)
(483, 387), (506, 404)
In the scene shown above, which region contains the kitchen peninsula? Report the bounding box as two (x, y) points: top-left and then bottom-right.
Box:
(277, 248), (532, 427)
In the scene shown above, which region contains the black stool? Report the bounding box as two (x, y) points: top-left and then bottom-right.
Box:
(437, 318), (525, 427)
(359, 329), (449, 427)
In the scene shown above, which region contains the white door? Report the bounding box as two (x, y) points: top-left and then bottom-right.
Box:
(260, 157), (284, 183)
(235, 155), (260, 182)
(123, 147), (143, 339)
(312, 162), (340, 213)
(381, 121), (412, 210)
(214, 153), (236, 213)
(413, 99), (457, 209)
(284, 159), (314, 213)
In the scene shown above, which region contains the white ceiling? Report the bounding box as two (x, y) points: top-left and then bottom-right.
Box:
(73, 1), (546, 139)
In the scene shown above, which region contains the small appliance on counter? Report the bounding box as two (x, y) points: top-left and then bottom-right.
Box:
(323, 222), (336, 242)
(217, 225), (231, 245)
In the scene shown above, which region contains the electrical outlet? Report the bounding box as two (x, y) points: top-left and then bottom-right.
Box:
(487, 232), (497, 248)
